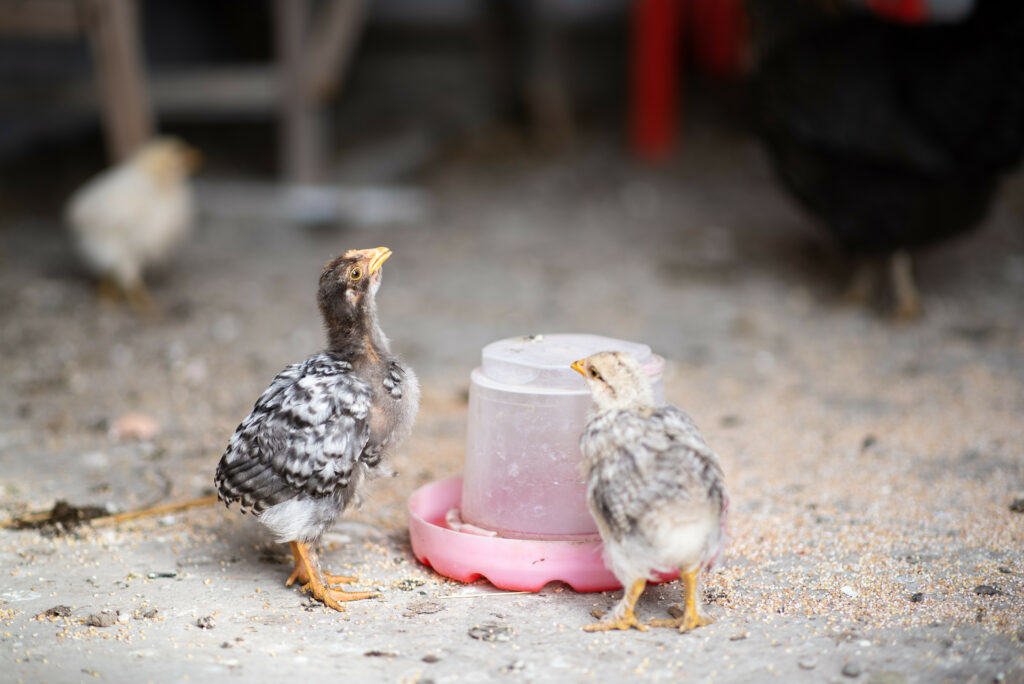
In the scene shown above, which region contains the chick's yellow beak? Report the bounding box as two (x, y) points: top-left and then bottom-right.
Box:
(571, 359), (586, 376)
(345, 246), (392, 273)
(367, 246), (392, 274)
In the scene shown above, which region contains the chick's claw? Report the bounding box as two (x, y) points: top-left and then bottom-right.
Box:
(322, 571), (359, 586)
(583, 615), (648, 632)
(649, 612), (712, 633)
(302, 583), (377, 612)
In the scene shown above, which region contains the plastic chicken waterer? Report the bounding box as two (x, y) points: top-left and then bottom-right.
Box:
(408, 334), (664, 592)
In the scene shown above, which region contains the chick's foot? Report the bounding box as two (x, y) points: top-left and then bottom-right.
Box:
(286, 541), (376, 611)
(125, 283), (157, 316)
(648, 612), (712, 633)
(583, 614), (648, 632)
(649, 568), (711, 633)
(583, 579), (648, 632)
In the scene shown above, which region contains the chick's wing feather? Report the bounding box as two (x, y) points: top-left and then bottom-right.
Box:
(215, 352), (373, 513)
(586, 406), (723, 542)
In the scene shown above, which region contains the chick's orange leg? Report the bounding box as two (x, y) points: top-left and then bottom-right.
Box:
(286, 541), (376, 611)
(286, 541), (312, 586)
(649, 568), (712, 633)
(286, 542), (359, 586)
(583, 579), (648, 632)
(96, 275), (123, 303)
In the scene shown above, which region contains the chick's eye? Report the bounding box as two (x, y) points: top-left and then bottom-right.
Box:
(349, 267), (362, 280)
(589, 368), (601, 379)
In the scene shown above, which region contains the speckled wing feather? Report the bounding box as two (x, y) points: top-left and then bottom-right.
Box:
(583, 405), (726, 548)
(215, 352), (373, 515)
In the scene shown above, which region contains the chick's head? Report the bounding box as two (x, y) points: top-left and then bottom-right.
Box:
(572, 351), (655, 412)
(318, 246), (392, 344)
(135, 137), (202, 185)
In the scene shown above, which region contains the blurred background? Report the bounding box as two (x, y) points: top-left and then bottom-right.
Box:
(1, 0), (1022, 501)
(2, 3), (1024, 680)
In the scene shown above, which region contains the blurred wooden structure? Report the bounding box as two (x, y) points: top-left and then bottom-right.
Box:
(0, 0), (153, 162)
(274, 0), (368, 183)
(0, 0), (368, 181)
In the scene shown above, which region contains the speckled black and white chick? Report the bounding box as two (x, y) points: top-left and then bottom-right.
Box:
(572, 352), (726, 633)
(215, 246), (418, 611)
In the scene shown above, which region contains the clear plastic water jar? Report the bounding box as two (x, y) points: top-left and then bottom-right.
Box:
(460, 334), (664, 540)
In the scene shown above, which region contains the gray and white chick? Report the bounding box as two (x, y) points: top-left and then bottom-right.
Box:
(572, 351), (727, 632)
(215, 246), (419, 611)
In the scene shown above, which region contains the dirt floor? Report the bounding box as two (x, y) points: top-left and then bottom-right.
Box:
(1, 112), (1023, 683)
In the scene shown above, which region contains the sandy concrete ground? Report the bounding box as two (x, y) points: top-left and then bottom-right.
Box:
(1, 119), (1023, 683)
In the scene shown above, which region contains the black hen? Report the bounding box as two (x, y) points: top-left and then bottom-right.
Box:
(754, 2), (1024, 316)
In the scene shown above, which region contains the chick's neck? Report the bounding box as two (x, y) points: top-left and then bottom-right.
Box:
(323, 298), (389, 362)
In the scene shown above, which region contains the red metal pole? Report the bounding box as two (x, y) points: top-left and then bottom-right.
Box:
(630, 0), (682, 160)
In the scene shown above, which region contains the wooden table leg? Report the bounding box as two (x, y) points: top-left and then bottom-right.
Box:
(83, 0), (153, 162)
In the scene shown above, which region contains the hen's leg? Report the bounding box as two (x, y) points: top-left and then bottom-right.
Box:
(650, 567), (711, 632)
(286, 541), (376, 611)
(583, 578), (648, 632)
(843, 256), (877, 306)
(889, 250), (921, 320)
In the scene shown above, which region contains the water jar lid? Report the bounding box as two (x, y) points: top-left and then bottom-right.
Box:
(479, 333), (658, 389)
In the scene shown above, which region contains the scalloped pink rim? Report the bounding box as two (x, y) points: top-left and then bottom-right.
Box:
(408, 476), (622, 592)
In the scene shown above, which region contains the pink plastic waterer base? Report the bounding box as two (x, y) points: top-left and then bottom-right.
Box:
(408, 476), (621, 592)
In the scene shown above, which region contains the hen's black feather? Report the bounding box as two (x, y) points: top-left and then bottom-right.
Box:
(755, 2), (1024, 253)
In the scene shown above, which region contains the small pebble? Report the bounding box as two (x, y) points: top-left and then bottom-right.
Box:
(841, 585), (859, 598)
(403, 600), (443, 617)
(973, 585), (1001, 596)
(147, 571), (177, 579)
(1009, 498), (1024, 514)
(720, 415), (742, 428)
(468, 622), (515, 642)
(842, 662), (863, 678)
(729, 632), (749, 641)
(908, 593), (924, 603)
(196, 615), (216, 629)
(85, 611), (118, 628)
(41, 605), (72, 618)
(117, 611), (130, 625)
(364, 650), (398, 658)
(422, 655), (440, 664)
(500, 660), (526, 673)
(798, 656), (817, 670)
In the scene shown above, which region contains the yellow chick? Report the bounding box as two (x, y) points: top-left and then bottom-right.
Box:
(66, 137), (200, 311)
